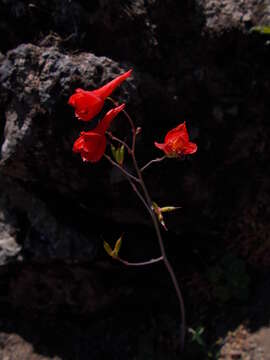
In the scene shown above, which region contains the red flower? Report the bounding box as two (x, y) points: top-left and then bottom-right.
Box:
(73, 104), (125, 162)
(68, 69), (132, 121)
(154, 121), (197, 157)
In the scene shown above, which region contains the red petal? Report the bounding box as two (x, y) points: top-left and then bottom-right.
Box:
(68, 91), (104, 121)
(154, 141), (165, 150)
(154, 142), (171, 155)
(79, 132), (102, 142)
(95, 104), (125, 134)
(73, 136), (85, 153)
(83, 134), (107, 162)
(68, 93), (76, 107)
(92, 69), (132, 100)
(182, 142), (197, 155)
(165, 121), (189, 143)
(73, 132), (107, 162)
(75, 88), (85, 93)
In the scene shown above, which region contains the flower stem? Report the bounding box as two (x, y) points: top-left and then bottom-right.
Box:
(107, 97), (135, 134)
(140, 156), (166, 172)
(116, 256), (163, 266)
(104, 154), (140, 183)
(121, 109), (186, 351)
(107, 98), (186, 351)
(106, 131), (132, 154)
(132, 146), (186, 351)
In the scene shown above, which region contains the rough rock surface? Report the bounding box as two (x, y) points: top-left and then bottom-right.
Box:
(0, 195), (21, 265)
(0, 0), (270, 359)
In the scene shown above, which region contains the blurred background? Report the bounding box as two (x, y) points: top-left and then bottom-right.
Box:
(0, 0), (270, 359)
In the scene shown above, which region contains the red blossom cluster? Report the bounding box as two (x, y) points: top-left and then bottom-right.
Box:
(69, 69), (197, 162)
(69, 70), (131, 162)
(68, 68), (198, 351)
(73, 104), (125, 162)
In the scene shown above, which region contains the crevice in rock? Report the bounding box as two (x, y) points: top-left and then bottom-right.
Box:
(0, 107), (6, 161)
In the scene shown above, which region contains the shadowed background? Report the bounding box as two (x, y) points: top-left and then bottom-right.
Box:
(0, 0), (270, 359)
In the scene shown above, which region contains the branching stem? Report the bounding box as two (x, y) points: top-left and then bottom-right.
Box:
(106, 98), (186, 351)
(141, 156), (166, 172)
(116, 256), (163, 266)
(130, 137), (186, 351)
(106, 131), (132, 154)
(107, 97), (135, 134)
(104, 154), (140, 183)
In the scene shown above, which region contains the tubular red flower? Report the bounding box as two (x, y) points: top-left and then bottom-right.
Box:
(94, 104), (125, 133)
(73, 132), (107, 162)
(73, 104), (125, 162)
(154, 121), (197, 157)
(68, 69), (132, 122)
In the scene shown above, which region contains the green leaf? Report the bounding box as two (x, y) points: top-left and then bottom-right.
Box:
(152, 202), (159, 212)
(160, 206), (181, 213)
(104, 241), (113, 257)
(152, 202), (168, 230)
(115, 148), (119, 164)
(112, 145), (125, 165)
(111, 144), (117, 160)
(119, 144), (125, 165)
(113, 234), (123, 257)
(188, 327), (206, 347)
(251, 25), (270, 35)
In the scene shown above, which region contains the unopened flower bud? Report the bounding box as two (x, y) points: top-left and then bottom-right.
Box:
(136, 127), (142, 135)
(111, 144), (125, 166)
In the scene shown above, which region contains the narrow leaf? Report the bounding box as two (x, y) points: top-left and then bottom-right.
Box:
(160, 206), (181, 213)
(119, 144), (125, 165)
(111, 144), (117, 160)
(152, 202), (168, 231)
(113, 234), (123, 257)
(104, 241), (113, 257)
(251, 26), (270, 35)
(115, 148), (120, 164)
(152, 201), (159, 212)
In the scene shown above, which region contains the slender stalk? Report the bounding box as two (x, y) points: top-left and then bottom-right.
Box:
(116, 256), (163, 266)
(106, 99), (186, 351)
(133, 150), (186, 350)
(104, 154), (140, 183)
(141, 156), (166, 172)
(105, 153), (151, 217)
(122, 110), (186, 351)
(126, 176), (152, 216)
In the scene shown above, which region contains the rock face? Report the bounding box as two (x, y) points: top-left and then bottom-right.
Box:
(0, 43), (142, 263)
(0, 196), (21, 265)
(0, 0), (270, 359)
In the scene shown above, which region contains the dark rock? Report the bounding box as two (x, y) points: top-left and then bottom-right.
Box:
(0, 0), (270, 358)
(0, 196), (21, 265)
(0, 43), (136, 190)
(0, 1), (270, 266)
(0, 176), (99, 263)
(1, 0), (269, 69)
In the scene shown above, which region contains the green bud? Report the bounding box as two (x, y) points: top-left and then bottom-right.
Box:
(112, 144), (125, 166)
(119, 144), (125, 165)
(136, 127), (142, 135)
(111, 144), (117, 160)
